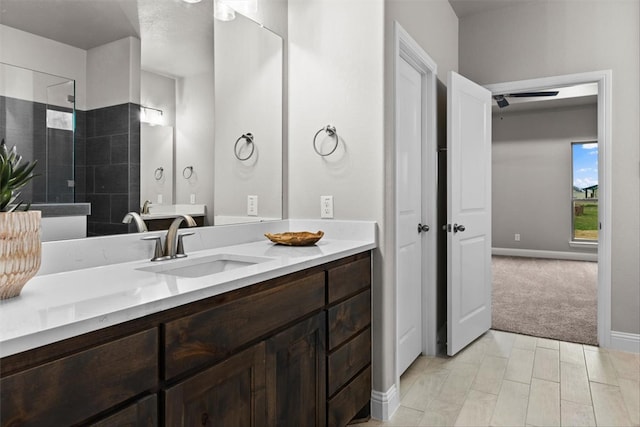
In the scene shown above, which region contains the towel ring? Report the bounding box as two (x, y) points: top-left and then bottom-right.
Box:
(154, 167), (164, 181)
(234, 133), (255, 161)
(313, 125), (338, 156)
(182, 166), (194, 179)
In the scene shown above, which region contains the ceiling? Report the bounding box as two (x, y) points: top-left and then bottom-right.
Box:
(448, 0), (535, 19)
(0, 0), (214, 78)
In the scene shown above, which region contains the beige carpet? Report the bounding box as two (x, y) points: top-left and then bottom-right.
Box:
(492, 256), (598, 345)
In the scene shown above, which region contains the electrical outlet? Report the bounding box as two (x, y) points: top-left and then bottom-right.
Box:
(321, 195), (333, 219)
(190, 194), (196, 204)
(157, 194), (163, 204)
(515, 233), (521, 241)
(247, 195), (258, 216)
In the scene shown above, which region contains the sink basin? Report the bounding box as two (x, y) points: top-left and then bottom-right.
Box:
(137, 254), (272, 278)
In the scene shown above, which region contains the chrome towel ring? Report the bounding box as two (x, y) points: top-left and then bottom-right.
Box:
(154, 167), (164, 181)
(313, 125), (338, 156)
(182, 166), (194, 179)
(234, 133), (255, 161)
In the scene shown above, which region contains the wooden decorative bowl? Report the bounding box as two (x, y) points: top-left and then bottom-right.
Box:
(264, 231), (324, 246)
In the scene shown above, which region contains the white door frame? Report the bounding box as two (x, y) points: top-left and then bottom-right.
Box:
(485, 70), (612, 347)
(393, 22), (438, 383)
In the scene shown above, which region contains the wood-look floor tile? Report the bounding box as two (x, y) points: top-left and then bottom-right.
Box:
(618, 378), (640, 426)
(418, 398), (462, 427)
(514, 334), (538, 351)
(537, 337), (560, 350)
(560, 361), (592, 405)
(608, 350), (640, 382)
(561, 400), (596, 427)
(437, 362), (480, 405)
(402, 369), (450, 411)
(590, 382), (633, 426)
(484, 330), (516, 358)
(471, 356), (508, 394)
(401, 356), (433, 398)
(387, 405), (425, 426)
(533, 347), (560, 382)
(583, 345), (607, 353)
(489, 380), (530, 427)
(505, 348), (535, 384)
(560, 341), (586, 366)
(526, 378), (560, 426)
(585, 349), (619, 386)
(453, 389), (497, 427)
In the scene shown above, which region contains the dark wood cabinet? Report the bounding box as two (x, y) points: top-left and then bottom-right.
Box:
(89, 394), (158, 427)
(165, 343), (267, 427)
(266, 313), (326, 426)
(0, 251), (371, 427)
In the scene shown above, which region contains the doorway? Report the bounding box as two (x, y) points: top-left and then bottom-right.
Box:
(486, 71), (612, 348)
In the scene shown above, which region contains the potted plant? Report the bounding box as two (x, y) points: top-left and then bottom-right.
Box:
(0, 139), (40, 299)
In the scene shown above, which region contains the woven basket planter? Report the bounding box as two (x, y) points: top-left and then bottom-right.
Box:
(0, 210), (41, 299)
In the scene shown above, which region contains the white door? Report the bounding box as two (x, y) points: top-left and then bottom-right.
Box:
(447, 71), (492, 356)
(396, 56), (424, 374)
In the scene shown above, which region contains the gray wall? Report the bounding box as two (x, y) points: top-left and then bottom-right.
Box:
(459, 0), (640, 334)
(492, 104), (597, 254)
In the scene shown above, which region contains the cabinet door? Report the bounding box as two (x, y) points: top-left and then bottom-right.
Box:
(165, 343), (266, 427)
(266, 313), (326, 427)
(89, 394), (157, 427)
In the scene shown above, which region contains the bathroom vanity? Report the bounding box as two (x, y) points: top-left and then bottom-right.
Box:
(0, 220), (375, 427)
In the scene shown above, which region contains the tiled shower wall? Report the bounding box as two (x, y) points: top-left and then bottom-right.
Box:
(0, 96), (141, 236)
(81, 103), (141, 236)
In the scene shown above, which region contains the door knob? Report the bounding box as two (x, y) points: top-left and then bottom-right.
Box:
(418, 223), (430, 233)
(453, 223), (465, 233)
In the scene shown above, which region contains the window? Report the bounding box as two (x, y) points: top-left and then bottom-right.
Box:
(572, 142), (598, 242)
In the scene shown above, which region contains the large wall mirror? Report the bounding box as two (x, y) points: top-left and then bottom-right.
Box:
(0, 0), (285, 239)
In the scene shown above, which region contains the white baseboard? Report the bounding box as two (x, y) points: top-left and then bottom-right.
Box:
(371, 385), (400, 421)
(609, 331), (640, 353)
(492, 248), (597, 262)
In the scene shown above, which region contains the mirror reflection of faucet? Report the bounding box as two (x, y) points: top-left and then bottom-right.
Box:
(141, 200), (152, 214)
(122, 212), (148, 232)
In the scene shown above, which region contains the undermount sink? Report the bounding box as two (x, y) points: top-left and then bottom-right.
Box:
(137, 254), (272, 278)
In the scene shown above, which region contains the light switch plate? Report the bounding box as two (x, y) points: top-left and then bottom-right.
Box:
(190, 194), (196, 204)
(321, 195), (333, 219)
(248, 195), (258, 216)
(157, 194), (163, 204)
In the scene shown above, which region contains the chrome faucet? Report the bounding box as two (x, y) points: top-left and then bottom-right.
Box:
(163, 214), (197, 259)
(141, 200), (152, 214)
(122, 212), (148, 232)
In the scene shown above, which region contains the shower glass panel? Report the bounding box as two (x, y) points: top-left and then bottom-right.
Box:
(0, 62), (76, 204)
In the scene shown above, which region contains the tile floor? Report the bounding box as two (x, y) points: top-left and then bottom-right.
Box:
(360, 330), (640, 426)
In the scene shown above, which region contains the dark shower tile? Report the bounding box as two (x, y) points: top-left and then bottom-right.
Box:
(92, 222), (129, 236)
(86, 194), (110, 222)
(86, 109), (97, 138)
(129, 132), (140, 164)
(74, 136), (86, 167)
(74, 110), (86, 139)
(85, 165), (95, 194)
(110, 194), (129, 223)
(94, 164), (128, 193)
(111, 134), (129, 164)
(95, 104), (129, 136)
(47, 129), (74, 166)
(86, 136), (111, 165)
(129, 103), (141, 132)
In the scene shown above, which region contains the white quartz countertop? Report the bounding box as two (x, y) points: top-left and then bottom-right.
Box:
(0, 220), (376, 358)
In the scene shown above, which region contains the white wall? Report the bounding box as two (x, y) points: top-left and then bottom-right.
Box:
(459, 0), (640, 334)
(493, 104), (598, 254)
(86, 37), (140, 110)
(214, 13), (283, 221)
(175, 72), (215, 226)
(0, 25), (87, 109)
(140, 71), (177, 206)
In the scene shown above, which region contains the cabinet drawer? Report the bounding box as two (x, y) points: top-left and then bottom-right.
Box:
(327, 327), (371, 397)
(327, 255), (371, 304)
(327, 289), (371, 350)
(89, 394), (157, 427)
(164, 271), (325, 379)
(0, 329), (158, 427)
(327, 366), (371, 427)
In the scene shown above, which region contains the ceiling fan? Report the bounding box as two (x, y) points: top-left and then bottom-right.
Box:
(493, 91), (560, 108)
